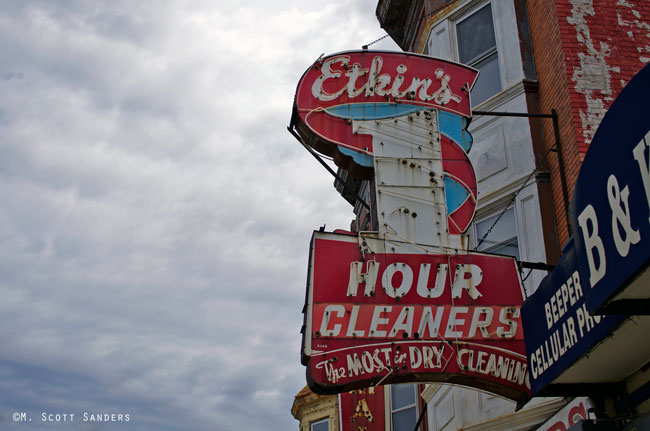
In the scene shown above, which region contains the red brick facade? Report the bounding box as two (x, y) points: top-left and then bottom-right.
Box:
(528, 0), (650, 246)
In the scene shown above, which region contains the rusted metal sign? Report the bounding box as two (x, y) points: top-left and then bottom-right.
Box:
(302, 232), (530, 403)
(537, 398), (593, 431)
(292, 50), (478, 179)
(292, 51), (530, 403)
(339, 387), (386, 431)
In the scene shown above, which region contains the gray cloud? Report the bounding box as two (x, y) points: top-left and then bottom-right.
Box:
(0, 1), (399, 430)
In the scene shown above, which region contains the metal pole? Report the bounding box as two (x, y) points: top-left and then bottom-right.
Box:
(472, 109), (573, 236)
(551, 109), (572, 236)
(412, 402), (428, 431)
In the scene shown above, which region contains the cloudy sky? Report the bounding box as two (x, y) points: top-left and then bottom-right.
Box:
(0, 1), (398, 430)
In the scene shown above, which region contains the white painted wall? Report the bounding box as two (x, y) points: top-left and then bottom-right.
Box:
(426, 0), (550, 293)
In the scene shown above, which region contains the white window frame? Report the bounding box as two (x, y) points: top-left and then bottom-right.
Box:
(452, 1), (503, 106)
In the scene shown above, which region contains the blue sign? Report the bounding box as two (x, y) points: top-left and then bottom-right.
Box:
(521, 239), (625, 394)
(570, 64), (650, 313)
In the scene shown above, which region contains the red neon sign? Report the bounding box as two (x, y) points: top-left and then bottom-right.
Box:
(293, 51), (478, 159)
(301, 232), (530, 403)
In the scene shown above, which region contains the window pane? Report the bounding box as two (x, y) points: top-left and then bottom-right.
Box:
(311, 418), (329, 431)
(471, 53), (501, 106)
(476, 208), (519, 259)
(476, 207), (515, 243)
(391, 384), (415, 410)
(457, 4), (496, 64)
(489, 237), (520, 259)
(392, 407), (417, 431)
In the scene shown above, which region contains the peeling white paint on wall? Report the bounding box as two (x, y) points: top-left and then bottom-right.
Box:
(567, 0), (616, 144)
(617, 0), (650, 63)
(567, 0), (650, 144)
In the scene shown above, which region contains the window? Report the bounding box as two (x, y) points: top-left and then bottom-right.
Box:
(310, 417), (329, 431)
(474, 207), (519, 259)
(456, 3), (501, 106)
(391, 384), (418, 431)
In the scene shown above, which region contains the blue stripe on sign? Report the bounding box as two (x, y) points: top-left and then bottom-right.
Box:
(438, 110), (473, 152)
(325, 103), (421, 120)
(444, 176), (469, 214)
(339, 147), (373, 167)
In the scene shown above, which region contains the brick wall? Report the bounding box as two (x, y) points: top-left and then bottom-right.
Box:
(527, 0), (650, 246)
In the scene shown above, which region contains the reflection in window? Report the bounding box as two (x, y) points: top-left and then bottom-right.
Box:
(475, 207), (519, 259)
(391, 384), (418, 431)
(456, 3), (501, 106)
(310, 417), (329, 431)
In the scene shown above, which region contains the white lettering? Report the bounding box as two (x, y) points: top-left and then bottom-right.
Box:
(389, 306), (414, 337)
(346, 305), (365, 337)
(497, 307), (519, 338)
(345, 64), (368, 98)
(468, 307), (493, 338)
(390, 64), (408, 98)
(607, 175), (641, 257)
(451, 264), (483, 299)
(369, 306), (391, 337)
(317, 359), (346, 383)
(311, 56), (461, 106)
(431, 68), (462, 104)
(361, 351), (375, 373)
(347, 353), (364, 377)
(577, 205), (607, 287)
(632, 134), (650, 224)
(364, 56), (383, 97)
(347, 260), (379, 297)
(545, 302), (553, 329)
(320, 305), (345, 336)
(382, 263), (413, 298)
(423, 345), (443, 368)
(410, 346), (423, 368)
(445, 306), (468, 338)
(416, 263), (448, 298)
(311, 56), (348, 101)
(417, 306), (443, 337)
(573, 271), (583, 299)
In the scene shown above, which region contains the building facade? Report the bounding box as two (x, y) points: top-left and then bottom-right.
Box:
(292, 385), (340, 431)
(294, 1), (650, 430)
(372, 0), (650, 430)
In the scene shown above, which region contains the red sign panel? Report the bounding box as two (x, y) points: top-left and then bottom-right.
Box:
(339, 387), (386, 431)
(301, 232), (530, 403)
(538, 398), (592, 431)
(293, 51), (478, 161)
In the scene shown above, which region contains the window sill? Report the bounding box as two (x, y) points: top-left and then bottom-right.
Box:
(471, 80), (527, 114)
